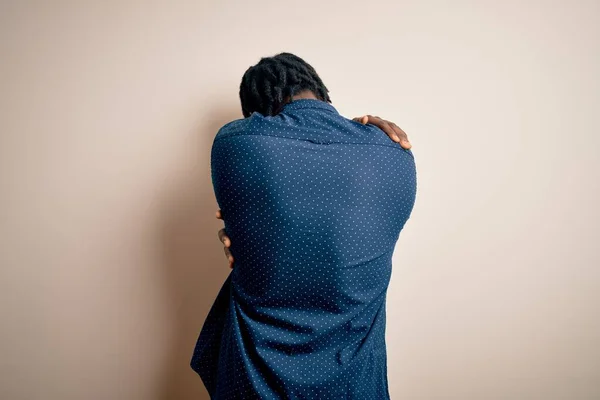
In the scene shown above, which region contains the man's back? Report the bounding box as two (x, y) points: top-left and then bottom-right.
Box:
(191, 99), (416, 399)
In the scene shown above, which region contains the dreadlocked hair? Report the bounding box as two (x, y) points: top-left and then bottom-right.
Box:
(239, 52), (331, 118)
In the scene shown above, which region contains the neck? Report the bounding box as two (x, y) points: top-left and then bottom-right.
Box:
(291, 90), (318, 101)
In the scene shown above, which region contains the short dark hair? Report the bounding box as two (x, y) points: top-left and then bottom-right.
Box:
(239, 52), (331, 118)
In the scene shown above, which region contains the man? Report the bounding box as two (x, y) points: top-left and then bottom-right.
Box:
(191, 52), (417, 399)
(218, 113), (411, 269)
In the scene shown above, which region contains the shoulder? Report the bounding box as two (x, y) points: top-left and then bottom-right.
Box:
(214, 111), (290, 142)
(214, 117), (253, 141)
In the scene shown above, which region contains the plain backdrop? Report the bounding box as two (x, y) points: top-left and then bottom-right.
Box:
(1, 1), (599, 399)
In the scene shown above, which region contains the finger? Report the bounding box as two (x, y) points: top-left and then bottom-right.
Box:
(384, 122), (402, 143)
(375, 119), (401, 143)
(224, 246), (234, 262)
(367, 116), (406, 144)
(364, 115), (385, 128)
(352, 116), (369, 124)
(390, 123), (412, 149)
(218, 228), (230, 247)
(224, 247), (234, 269)
(216, 209), (222, 219)
(364, 115), (378, 123)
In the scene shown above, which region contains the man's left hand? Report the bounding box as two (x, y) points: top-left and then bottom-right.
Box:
(352, 115), (412, 149)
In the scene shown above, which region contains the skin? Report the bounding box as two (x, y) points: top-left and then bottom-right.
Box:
(218, 90), (412, 268)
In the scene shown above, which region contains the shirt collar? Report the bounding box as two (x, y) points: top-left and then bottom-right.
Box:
(281, 98), (339, 114)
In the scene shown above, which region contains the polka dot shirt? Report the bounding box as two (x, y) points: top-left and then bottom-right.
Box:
(191, 98), (417, 399)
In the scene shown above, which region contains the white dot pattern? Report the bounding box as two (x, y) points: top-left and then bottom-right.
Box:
(191, 99), (417, 399)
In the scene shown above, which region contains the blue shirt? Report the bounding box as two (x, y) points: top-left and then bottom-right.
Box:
(191, 98), (417, 399)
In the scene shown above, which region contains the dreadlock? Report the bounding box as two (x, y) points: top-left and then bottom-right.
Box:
(239, 52), (331, 118)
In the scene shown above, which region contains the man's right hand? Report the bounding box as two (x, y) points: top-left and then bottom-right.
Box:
(216, 210), (234, 269)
